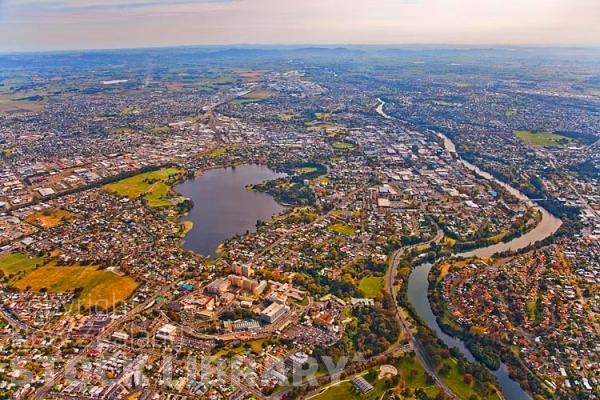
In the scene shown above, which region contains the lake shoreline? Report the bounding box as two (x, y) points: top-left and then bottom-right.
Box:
(175, 164), (287, 258)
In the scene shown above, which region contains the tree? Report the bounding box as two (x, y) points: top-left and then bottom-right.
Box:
(464, 373), (474, 385)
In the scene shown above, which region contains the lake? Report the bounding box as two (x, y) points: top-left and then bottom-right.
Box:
(175, 164), (287, 257)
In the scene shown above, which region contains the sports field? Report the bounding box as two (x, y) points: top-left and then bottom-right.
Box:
(358, 275), (384, 298)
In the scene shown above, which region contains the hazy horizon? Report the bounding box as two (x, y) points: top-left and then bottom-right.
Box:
(1, 0), (600, 52)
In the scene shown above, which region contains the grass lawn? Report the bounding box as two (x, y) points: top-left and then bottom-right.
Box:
(295, 166), (318, 174)
(439, 359), (502, 400)
(415, 243), (431, 253)
(150, 126), (171, 134)
(180, 221), (194, 237)
(13, 265), (138, 310)
(24, 208), (74, 229)
(437, 260), (469, 281)
(209, 146), (228, 157)
(103, 168), (183, 207)
(230, 90), (272, 105)
(310, 381), (361, 400)
(248, 338), (268, 352)
(311, 374), (386, 400)
(526, 301), (536, 320)
(444, 237), (457, 246)
(332, 141), (355, 151)
(396, 355), (440, 397)
(109, 127), (134, 135)
(312, 356), (449, 400)
(488, 232), (508, 244)
(514, 130), (575, 148)
(358, 275), (384, 298)
(0, 253), (44, 276)
(315, 112), (332, 120)
(328, 222), (356, 236)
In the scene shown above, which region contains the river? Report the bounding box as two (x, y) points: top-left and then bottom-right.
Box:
(175, 164), (287, 257)
(437, 132), (562, 258)
(407, 133), (562, 399)
(374, 98), (560, 399)
(376, 98), (392, 119)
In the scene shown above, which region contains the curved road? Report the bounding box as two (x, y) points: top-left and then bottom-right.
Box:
(384, 227), (459, 398)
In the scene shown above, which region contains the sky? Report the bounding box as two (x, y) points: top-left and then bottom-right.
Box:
(0, 0), (599, 52)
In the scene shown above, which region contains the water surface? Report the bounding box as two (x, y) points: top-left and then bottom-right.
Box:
(404, 134), (562, 399)
(176, 164), (286, 257)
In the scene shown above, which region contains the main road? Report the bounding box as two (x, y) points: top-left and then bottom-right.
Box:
(384, 227), (460, 399)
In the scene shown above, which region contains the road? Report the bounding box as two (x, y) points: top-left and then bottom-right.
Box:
(31, 293), (165, 400)
(249, 182), (371, 263)
(384, 227), (459, 399)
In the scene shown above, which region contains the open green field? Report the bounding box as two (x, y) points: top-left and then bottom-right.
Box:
(311, 375), (386, 400)
(514, 130), (575, 148)
(315, 112), (332, 120)
(295, 166), (319, 174)
(109, 127), (135, 135)
(103, 168), (183, 207)
(0, 253), (44, 276)
(328, 222), (356, 236)
(358, 275), (384, 298)
(209, 146), (228, 157)
(332, 141), (355, 150)
(13, 265), (138, 309)
(312, 357), (443, 400)
(150, 126), (171, 134)
(396, 355), (443, 397)
(229, 90), (272, 105)
(439, 358), (502, 400)
(180, 221), (194, 237)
